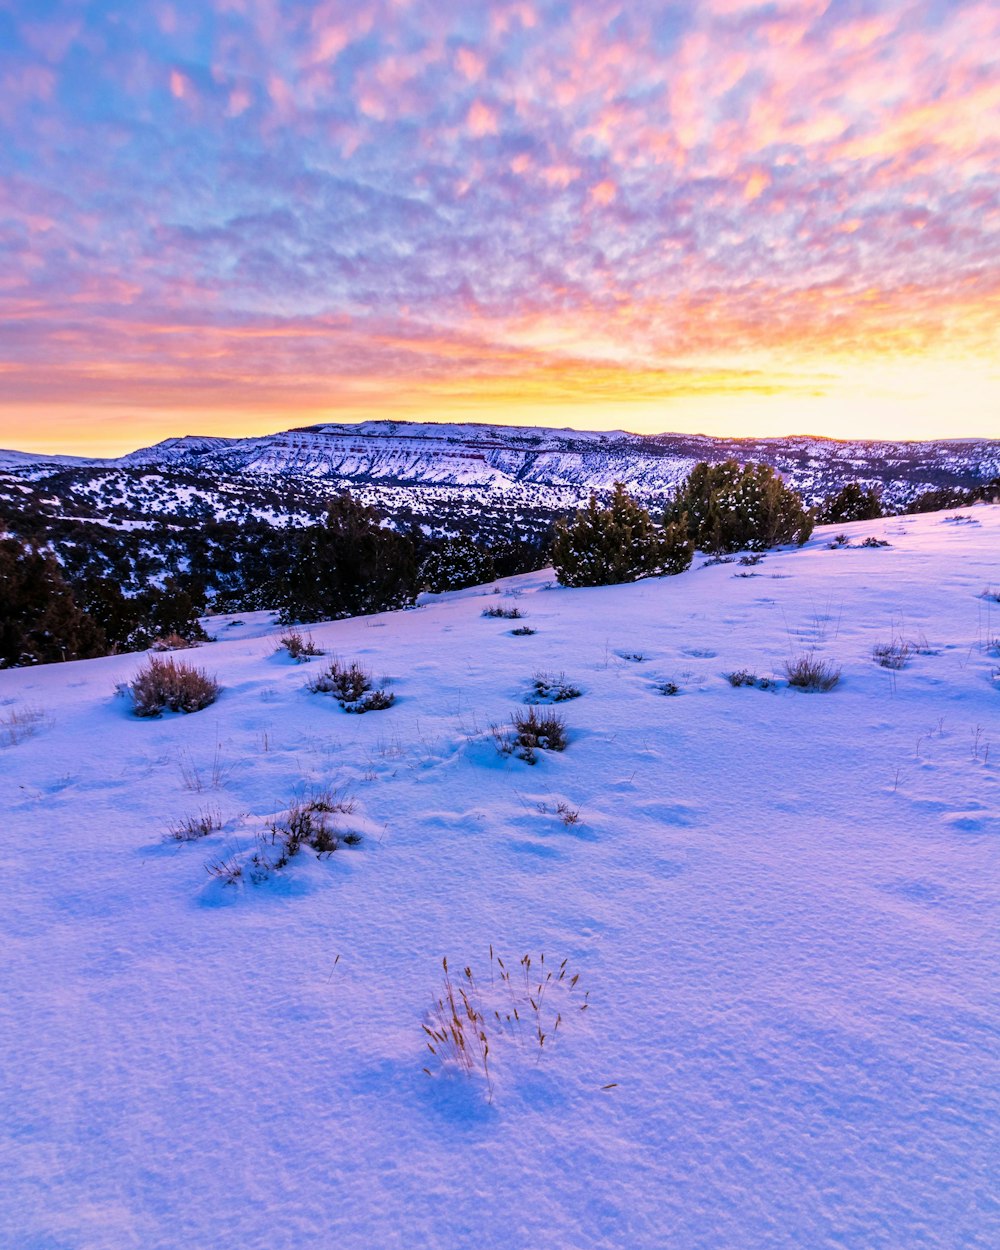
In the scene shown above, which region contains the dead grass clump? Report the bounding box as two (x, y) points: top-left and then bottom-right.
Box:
(510, 626), (536, 636)
(307, 658), (394, 712)
(277, 629), (324, 662)
(784, 653), (841, 692)
(150, 633), (197, 652)
(0, 705), (48, 747)
(482, 605), (523, 619)
(423, 951), (588, 1102)
(725, 670), (777, 690)
(129, 657), (220, 717)
(165, 808), (222, 842)
(872, 638), (911, 670)
(205, 852), (243, 884)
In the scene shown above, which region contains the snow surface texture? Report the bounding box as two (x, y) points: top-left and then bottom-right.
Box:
(2, 509), (999, 1250)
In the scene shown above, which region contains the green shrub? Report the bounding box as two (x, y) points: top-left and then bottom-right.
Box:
(665, 461), (813, 553)
(552, 483), (692, 587)
(819, 483), (882, 523)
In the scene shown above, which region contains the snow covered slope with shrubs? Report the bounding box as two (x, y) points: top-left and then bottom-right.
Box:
(2, 508), (999, 1250)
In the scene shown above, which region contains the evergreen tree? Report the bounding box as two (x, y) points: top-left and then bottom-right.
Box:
(0, 537), (105, 667)
(272, 494), (417, 623)
(417, 536), (495, 593)
(552, 483), (693, 587)
(665, 460), (813, 553)
(819, 482), (882, 523)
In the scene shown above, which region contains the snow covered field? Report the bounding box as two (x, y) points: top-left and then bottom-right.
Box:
(2, 508), (998, 1250)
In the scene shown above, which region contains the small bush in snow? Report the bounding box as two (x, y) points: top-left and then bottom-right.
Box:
(657, 680), (681, 696)
(982, 585), (1000, 604)
(828, 533), (850, 549)
(277, 629), (324, 662)
(129, 657), (220, 717)
(265, 792), (361, 865)
(165, 808), (222, 842)
(726, 670), (777, 690)
(859, 536), (890, 549)
(510, 625), (536, 636)
(491, 707), (568, 763)
(872, 638), (911, 670)
(307, 658), (394, 712)
(538, 799), (581, 826)
(528, 671), (581, 703)
(482, 605), (523, 619)
(783, 654), (841, 692)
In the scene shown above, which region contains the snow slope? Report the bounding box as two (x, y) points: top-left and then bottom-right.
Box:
(2, 508), (999, 1250)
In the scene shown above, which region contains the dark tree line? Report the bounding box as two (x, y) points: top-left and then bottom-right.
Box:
(0, 496), (548, 667)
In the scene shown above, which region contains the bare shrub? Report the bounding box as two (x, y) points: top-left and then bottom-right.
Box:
(265, 791), (361, 866)
(307, 658), (394, 712)
(528, 671), (581, 703)
(277, 629), (324, 662)
(129, 657), (220, 717)
(482, 605), (523, 619)
(490, 707), (568, 763)
(859, 536), (890, 548)
(165, 808), (222, 842)
(784, 653), (841, 691)
(658, 680), (681, 696)
(510, 626), (536, 636)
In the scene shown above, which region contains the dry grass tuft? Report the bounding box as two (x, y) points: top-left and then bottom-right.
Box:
(0, 705), (49, 747)
(784, 653), (841, 691)
(423, 951), (588, 1102)
(872, 638), (911, 670)
(165, 808), (223, 842)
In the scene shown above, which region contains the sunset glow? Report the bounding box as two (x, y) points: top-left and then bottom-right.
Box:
(2, 0), (999, 454)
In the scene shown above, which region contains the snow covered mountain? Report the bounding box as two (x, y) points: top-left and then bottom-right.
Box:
(3, 420), (998, 537)
(118, 420), (1000, 508)
(2, 507), (998, 1248)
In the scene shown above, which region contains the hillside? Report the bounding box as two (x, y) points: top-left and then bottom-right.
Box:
(3, 421), (998, 544)
(2, 508), (999, 1249)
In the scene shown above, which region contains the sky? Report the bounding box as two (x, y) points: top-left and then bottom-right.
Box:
(1, 0), (998, 455)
